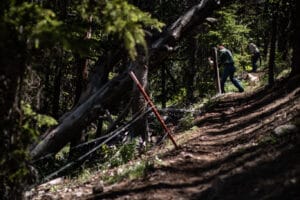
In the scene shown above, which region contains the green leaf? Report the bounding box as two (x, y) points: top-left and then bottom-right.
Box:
(102, 0), (164, 60)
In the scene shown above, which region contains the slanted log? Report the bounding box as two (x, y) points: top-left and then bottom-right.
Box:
(31, 72), (132, 159)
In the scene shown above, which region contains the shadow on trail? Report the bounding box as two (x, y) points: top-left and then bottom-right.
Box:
(210, 76), (300, 111)
(89, 131), (299, 200)
(195, 85), (300, 131)
(182, 100), (299, 151)
(206, 99), (299, 137)
(87, 76), (300, 200)
(192, 140), (300, 200)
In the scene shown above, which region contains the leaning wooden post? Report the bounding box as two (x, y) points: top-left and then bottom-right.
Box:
(129, 71), (179, 149)
(213, 47), (222, 94)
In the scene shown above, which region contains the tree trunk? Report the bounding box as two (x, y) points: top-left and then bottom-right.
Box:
(185, 37), (197, 103)
(72, 49), (121, 111)
(70, 16), (92, 154)
(52, 55), (63, 118)
(69, 54), (89, 152)
(40, 63), (52, 114)
(268, 5), (278, 86)
(0, 27), (26, 122)
(0, 28), (27, 199)
(161, 67), (167, 108)
(74, 55), (88, 105)
(262, 0), (270, 59)
(291, 0), (300, 76)
(131, 54), (149, 143)
(277, 2), (292, 62)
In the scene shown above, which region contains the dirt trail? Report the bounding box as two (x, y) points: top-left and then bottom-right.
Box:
(86, 77), (300, 200)
(28, 76), (300, 200)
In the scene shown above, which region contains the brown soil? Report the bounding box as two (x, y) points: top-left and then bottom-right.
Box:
(87, 76), (300, 200)
(30, 76), (300, 200)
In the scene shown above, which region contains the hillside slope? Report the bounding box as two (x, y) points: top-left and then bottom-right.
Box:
(28, 76), (300, 200)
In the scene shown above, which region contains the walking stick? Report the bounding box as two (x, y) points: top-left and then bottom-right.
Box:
(213, 47), (222, 94)
(129, 71), (178, 149)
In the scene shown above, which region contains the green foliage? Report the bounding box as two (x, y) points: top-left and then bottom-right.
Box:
(276, 69), (291, 79)
(101, 144), (112, 160)
(177, 113), (194, 131)
(95, 140), (138, 170)
(109, 140), (138, 167)
(166, 88), (187, 107)
(0, 101), (57, 199)
(234, 54), (251, 71)
(119, 140), (137, 163)
(203, 4), (250, 52)
(104, 160), (151, 184)
(224, 79), (245, 93)
(22, 102), (58, 135)
(274, 52), (292, 78)
(149, 117), (164, 135)
(55, 145), (70, 160)
(201, 97), (218, 111)
(102, 0), (164, 59)
(259, 134), (278, 146)
(4, 2), (63, 48)
(77, 168), (92, 183)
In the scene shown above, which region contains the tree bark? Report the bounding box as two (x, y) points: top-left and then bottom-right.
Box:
(262, 0), (270, 59)
(52, 52), (63, 119)
(0, 26), (27, 199)
(161, 67), (167, 108)
(277, 9), (290, 61)
(185, 37), (197, 102)
(291, 0), (300, 76)
(71, 49), (122, 112)
(30, 71), (133, 159)
(131, 54), (149, 143)
(69, 16), (93, 152)
(268, 4), (278, 86)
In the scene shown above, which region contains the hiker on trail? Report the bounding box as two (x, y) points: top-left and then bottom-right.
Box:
(248, 40), (261, 72)
(217, 45), (244, 93)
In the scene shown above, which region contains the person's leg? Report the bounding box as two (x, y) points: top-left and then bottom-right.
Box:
(251, 55), (256, 72)
(221, 66), (229, 93)
(253, 52), (260, 72)
(252, 53), (260, 72)
(229, 65), (244, 92)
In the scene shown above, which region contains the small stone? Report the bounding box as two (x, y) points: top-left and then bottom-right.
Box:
(75, 191), (83, 197)
(40, 177), (63, 188)
(184, 153), (193, 159)
(273, 124), (299, 137)
(61, 193), (72, 200)
(24, 191), (33, 199)
(92, 181), (104, 194)
(290, 178), (297, 184)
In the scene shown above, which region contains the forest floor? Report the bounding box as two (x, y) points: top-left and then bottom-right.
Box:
(28, 75), (300, 200)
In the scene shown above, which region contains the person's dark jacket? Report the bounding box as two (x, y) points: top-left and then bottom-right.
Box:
(218, 48), (234, 66)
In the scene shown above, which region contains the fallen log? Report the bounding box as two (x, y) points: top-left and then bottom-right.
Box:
(30, 72), (132, 159)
